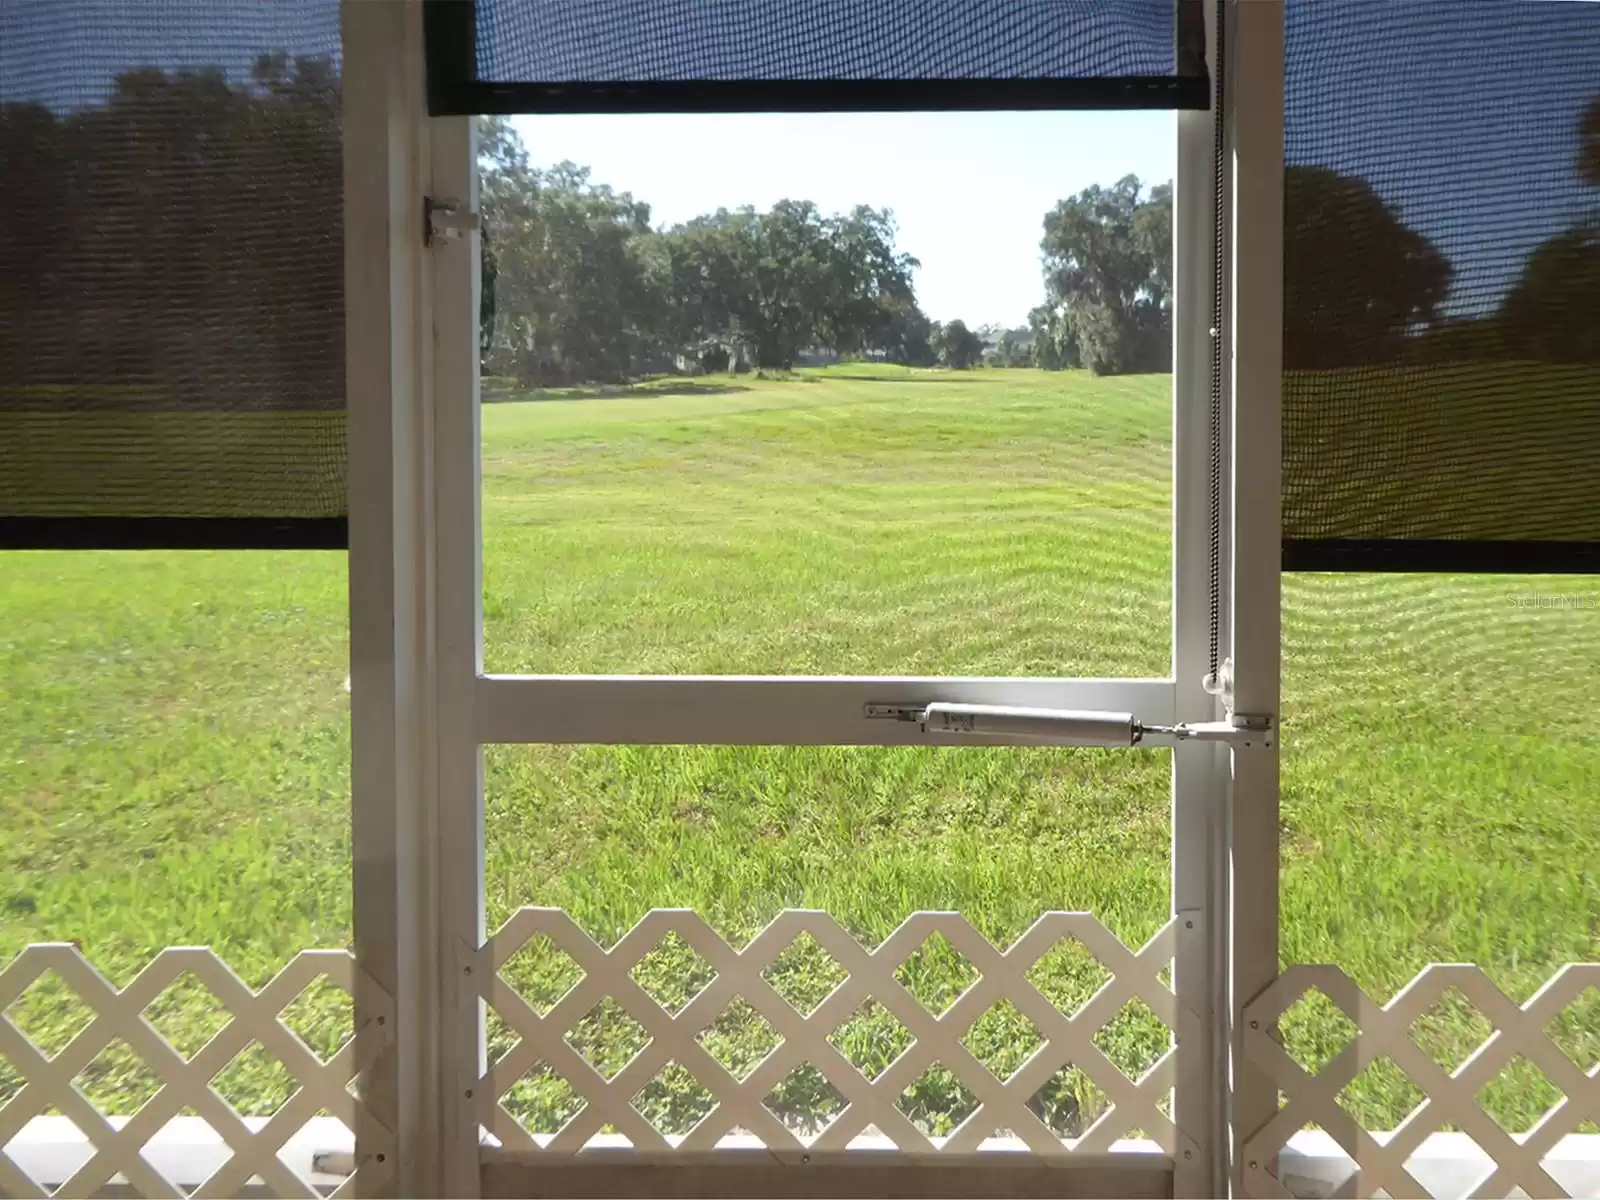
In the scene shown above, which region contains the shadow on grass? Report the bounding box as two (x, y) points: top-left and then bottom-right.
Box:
(483, 380), (752, 404)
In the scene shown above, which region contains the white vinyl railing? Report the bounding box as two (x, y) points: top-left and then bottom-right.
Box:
(5, 937), (1596, 1198)
(0, 945), (392, 1198)
(1241, 962), (1600, 1199)
(471, 908), (1191, 1159)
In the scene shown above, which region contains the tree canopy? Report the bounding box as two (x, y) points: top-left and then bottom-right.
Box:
(481, 125), (1190, 384)
(478, 120), (928, 383)
(1301, 92), (1600, 370)
(1498, 223), (1600, 364)
(1038, 176), (1173, 376)
(29, 84), (1600, 395)
(1283, 166), (1453, 369)
(931, 319), (985, 369)
(1495, 93), (1600, 365)
(1580, 95), (1600, 188)
(0, 54), (342, 409)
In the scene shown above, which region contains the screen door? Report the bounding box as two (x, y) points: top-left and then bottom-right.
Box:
(419, 68), (1230, 1200)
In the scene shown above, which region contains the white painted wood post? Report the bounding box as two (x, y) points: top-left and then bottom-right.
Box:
(344, 1), (444, 1193)
(1227, 0), (1286, 1194)
(1172, 1), (1232, 1184)
(428, 110), (488, 1198)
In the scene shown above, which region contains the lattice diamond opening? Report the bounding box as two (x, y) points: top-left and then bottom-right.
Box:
(1475, 1054), (1565, 1134)
(1335, 1055), (1426, 1130)
(1307, 1147), (1361, 1196)
(1544, 984), (1600, 1073)
(211, 1041), (297, 1117)
(141, 971), (233, 1062)
(278, 974), (355, 1063)
(498, 931), (584, 1017)
(1278, 985), (1359, 1076)
(633, 1060), (717, 1137)
(1094, 997), (1170, 1084)
(485, 1005), (519, 1069)
(564, 998), (651, 1082)
(961, 999), (1044, 1083)
(897, 1063), (979, 1138)
(500, 1061), (585, 1135)
(1025, 938), (1113, 1017)
(0, 1055), (22, 1107)
(895, 933), (978, 1018)
(761, 932), (848, 1018)
(696, 996), (780, 1082)
(77, 1037), (163, 1113)
(1028, 1063), (1110, 1139)
(763, 1062), (846, 1138)
(829, 999), (914, 1082)
(3, 968), (96, 1059)
(1400, 1129), (1491, 1190)
(1408, 984), (1494, 1074)
(631, 932), (717, 1016)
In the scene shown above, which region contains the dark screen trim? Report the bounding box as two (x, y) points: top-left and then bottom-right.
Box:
(423, 0), (1210, 115)
(424, 0), (477, 117)
(0, 518), (348, 551)
(432, 75), (1211, 115)
(1283, 539), (1600, 575)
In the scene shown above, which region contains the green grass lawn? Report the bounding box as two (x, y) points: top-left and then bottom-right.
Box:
(2, 365), (1596, 1137)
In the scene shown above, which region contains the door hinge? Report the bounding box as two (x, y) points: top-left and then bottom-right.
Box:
(425, 196), (479, 247)
(864, 702), (1274, 748)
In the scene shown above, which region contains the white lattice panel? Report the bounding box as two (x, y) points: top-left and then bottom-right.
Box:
(0, 944), (393, 1198)
(471, 908), (1194, 1160)
(1241, 963), (1600, 1199)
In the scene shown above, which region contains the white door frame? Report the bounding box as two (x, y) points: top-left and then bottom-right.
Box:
(1227, 0), (1285, 1194)
(344, 1), (438, 1191)
(344, 3), (1283, 1194)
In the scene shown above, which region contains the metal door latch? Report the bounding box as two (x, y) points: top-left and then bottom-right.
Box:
(424, 197), (480, 246)
(1153, 712), (1274, 748)
(864, 703), (1274, 748)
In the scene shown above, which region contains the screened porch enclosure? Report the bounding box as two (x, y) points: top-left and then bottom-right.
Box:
(1, 0), (1597, 1197)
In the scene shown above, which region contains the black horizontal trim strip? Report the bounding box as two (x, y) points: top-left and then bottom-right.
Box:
(423, 0), (1210, 114)
(424, 0), (476, 117)
(0, 517), (347, 551)
(1283, 539), (1600, 575)
(428, 75), (1211, 115)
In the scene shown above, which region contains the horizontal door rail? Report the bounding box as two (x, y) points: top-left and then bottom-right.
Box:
(474, 676), (1176, 747)
(479, 1151), (1175, 1199)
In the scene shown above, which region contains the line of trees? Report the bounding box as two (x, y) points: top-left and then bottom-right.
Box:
(1493, 94), (1600, 365)
(1284, 93), (1600, 369)
(482, 96), (1600, 386)
(479, 117), (1186, 383)
(0, 55), (342, 410)
(3, 75), (1595, 406)
(479, 117), (934, 385)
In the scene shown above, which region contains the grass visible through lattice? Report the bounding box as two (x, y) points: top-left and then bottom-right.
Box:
(4, 365), (1596, 1136)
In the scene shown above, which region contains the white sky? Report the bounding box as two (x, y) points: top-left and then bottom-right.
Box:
(510, 112), (1175, 330)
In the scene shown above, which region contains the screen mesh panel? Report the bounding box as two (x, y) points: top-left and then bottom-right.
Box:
(430, 0), (1208, 113)
(1283, 0), (1600, 572)
(0, 0), (344, 548)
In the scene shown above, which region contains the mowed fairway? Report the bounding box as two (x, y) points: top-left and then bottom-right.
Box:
(2, 366), (1596, 1134)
